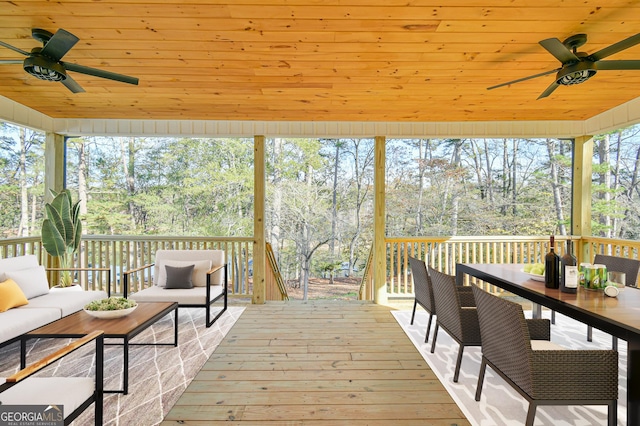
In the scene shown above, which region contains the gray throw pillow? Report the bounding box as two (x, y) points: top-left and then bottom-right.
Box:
(164, 264), (195, 289)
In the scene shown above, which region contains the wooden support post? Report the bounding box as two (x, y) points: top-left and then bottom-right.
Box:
(253, 135), (266, 304)
(373, 136), (387, 304)
(572, 135), (593, 263)
(44, 132), (65, 201)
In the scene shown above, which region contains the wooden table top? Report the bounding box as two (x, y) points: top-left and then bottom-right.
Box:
(457, 263), (640, 341)
(27, 302), (178, 338)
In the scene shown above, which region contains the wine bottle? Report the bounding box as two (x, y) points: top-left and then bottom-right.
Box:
(545, 235), (560, 289)
(560, 239), (578, 293)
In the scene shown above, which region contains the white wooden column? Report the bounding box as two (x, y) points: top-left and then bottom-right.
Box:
(373, 135), (387, 304)
(253, 135), (266, 304)
(572, 135), (594, 262)
(44, 132), (65, 202)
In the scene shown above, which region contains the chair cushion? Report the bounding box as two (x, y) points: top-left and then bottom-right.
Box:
(0, 255), (39, 282)
(0, 279), (29, 312)
(531, 340), (565, 351)
(5, 265), (50, 300)
(20, 290), (108, 317)
(164, 264), (195, 289)
(131, 285), (223, 305)
(0, 377), (94, 420)
(156, 259), (211, 287)
(0, 307), (61, 344)
(153, 250), (225, 286)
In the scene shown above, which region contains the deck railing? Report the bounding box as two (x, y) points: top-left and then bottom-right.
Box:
(383, 235), (640, 298)
(3, 234), (639, 301)
(0, 235), (254, 297)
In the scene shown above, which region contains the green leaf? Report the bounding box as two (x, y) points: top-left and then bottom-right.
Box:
(41, 218), (66, 257)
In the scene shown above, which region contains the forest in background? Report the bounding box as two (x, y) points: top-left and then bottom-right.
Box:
(2, 122), (640, 289)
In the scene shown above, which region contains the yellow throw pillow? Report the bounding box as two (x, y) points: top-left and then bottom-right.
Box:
(0, 278), (29, 312)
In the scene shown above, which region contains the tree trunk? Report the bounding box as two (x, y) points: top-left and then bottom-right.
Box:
(546, 139), (566, 235)
(18, 128), (28, 237)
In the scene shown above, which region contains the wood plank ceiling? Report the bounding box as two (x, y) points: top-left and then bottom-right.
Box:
(0, 0), (639, 123)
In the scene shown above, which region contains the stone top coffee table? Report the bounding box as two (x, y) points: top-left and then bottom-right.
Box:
(21, 301), (178, 394)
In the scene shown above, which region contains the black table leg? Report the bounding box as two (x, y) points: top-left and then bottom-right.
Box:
(123, 338), (129, 395)
(628, 337), (640, 425)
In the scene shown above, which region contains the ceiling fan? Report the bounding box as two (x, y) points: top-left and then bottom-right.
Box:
(0, 28), (139, 93)
(488, 32), (640, 99)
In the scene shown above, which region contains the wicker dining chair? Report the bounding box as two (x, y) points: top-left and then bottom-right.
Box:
(408, 256), (436, 343)
(472, 285), (618, 426)
(587, 254), (640, 349)
(427, 266), (480, 382)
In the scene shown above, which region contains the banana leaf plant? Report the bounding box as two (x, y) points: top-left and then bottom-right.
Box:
(41, 189), (82, 287)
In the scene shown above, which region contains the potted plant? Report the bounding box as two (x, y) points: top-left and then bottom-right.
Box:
(41, 189), (82, 288)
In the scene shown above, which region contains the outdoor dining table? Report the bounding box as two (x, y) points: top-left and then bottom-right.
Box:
(456, 262), (640, 426)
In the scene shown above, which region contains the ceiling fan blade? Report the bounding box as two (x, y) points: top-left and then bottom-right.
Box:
(40, 29), (79, 61)
(0, 59), (24, 64)
(595, 60), (640, 70)
(590, 33), (640, 61)
(62, 62), (139, 85)
(0, 40), (30, 56)
(487, 68), (560, 90)
(537, 81), (560, 99)
(539, 38), (580, 63)
(61, 75), (85, 93)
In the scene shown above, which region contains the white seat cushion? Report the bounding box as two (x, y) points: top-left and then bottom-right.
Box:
(531, 340), (565, 351)
(20, 290), (108, 317)
(131, 285), (224, 305)
(0, 377), (94, 420)
(0, 308), (60, 343)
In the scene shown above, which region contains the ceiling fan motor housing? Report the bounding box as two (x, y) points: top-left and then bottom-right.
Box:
(23, 54), (67, 82)
(555, 60), (597, 85)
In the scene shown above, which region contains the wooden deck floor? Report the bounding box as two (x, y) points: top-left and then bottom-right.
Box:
(162, 301), (470, 425)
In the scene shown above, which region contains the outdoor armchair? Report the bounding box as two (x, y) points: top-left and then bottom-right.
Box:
(472, 285), (618, 426)
(0, 330), (104, 425)
(427, 266), (481, 382)
(123, 249), (227, 327)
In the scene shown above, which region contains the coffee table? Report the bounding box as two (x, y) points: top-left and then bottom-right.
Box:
(21, 301), (178, 395)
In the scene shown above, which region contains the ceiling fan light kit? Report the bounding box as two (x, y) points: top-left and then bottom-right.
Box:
(0, 28), (139, 93)
(556, 62), (597, 86)
(488, 32), (640, 99)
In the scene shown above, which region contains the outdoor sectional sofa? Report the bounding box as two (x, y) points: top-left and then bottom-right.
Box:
(0, 254), (109, 348)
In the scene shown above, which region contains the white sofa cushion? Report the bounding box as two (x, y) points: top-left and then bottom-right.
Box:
(5, 265), (50, 300)
(153, 250), (225, 287)
(0, 377), (94, 420)
(0, 254), (39, 282)
(21, 290), (108, 317)
(0, 308), (60, 343)
(131, 285), (224, 305)
(156, 259), (211, 288)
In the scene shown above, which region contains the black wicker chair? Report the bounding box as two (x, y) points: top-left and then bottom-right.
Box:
(472, 285), (618, 426)
(427, 266), (480, 382)
(408, 256), (436, 343)
(587, 254), (640, 348)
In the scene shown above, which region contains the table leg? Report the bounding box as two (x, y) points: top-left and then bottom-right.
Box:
(628, 337), (640, 425)
(532, 303), (542, 319)
(174, 308), (179, 347)
(20, 337), (26, 369)
(123, 338), (129, 395)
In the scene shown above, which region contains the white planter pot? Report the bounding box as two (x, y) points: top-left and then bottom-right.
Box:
(50, 284), (84, 292)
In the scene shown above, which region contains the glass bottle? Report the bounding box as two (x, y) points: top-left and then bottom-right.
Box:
(545, 235), (560, 289)
(560, 239), (578, 293)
